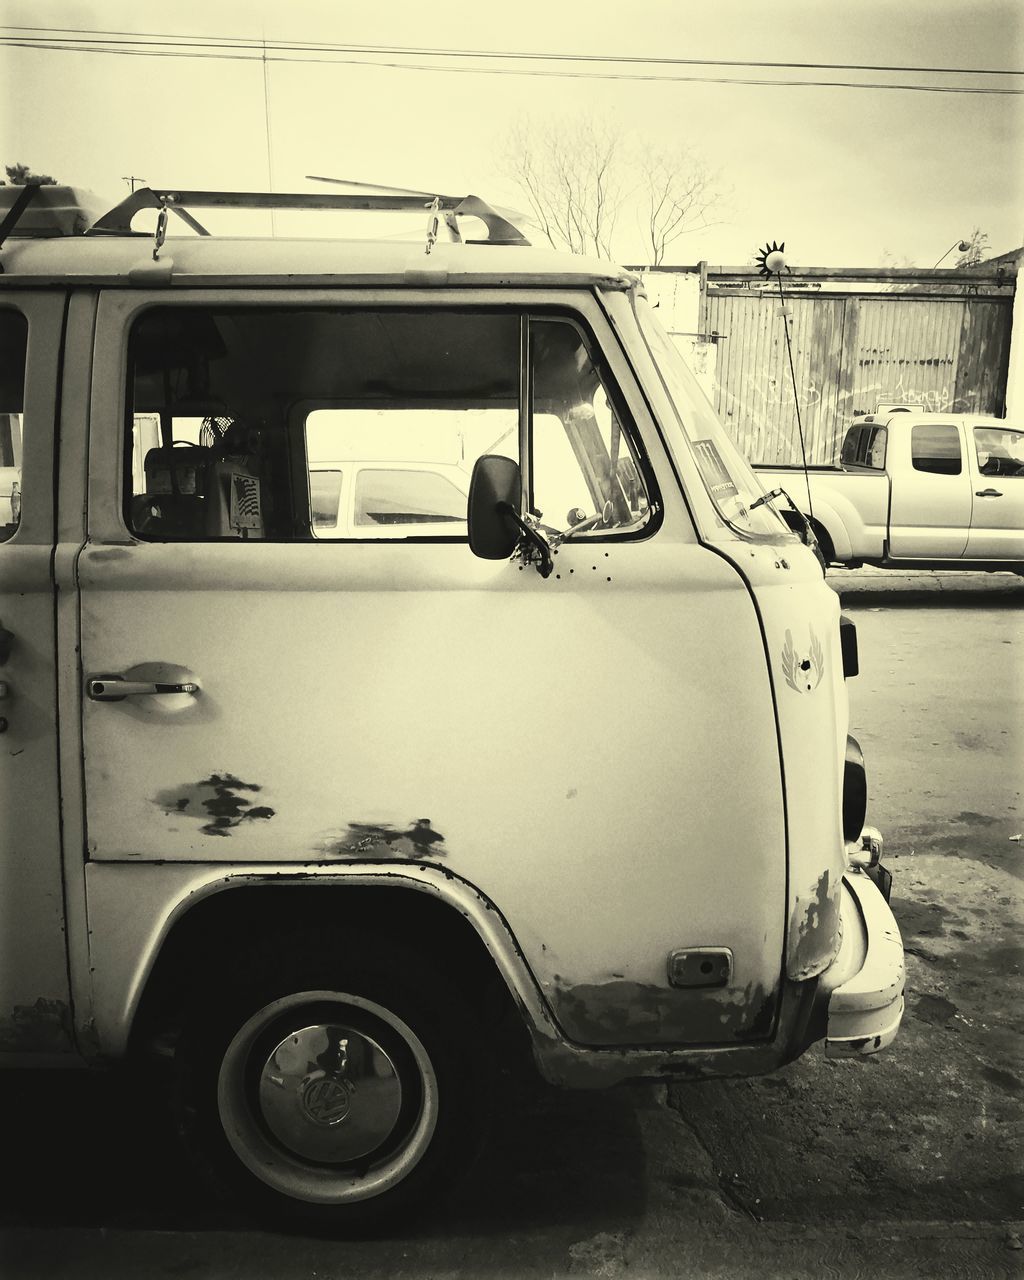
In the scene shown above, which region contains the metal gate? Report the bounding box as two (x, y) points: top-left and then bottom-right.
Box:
(706, 288), (1014, 464)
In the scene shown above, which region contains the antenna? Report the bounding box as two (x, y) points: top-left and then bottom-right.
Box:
(755, 241), (815, 525)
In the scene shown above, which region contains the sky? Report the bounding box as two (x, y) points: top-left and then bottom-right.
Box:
(1, 0), (1022, 267)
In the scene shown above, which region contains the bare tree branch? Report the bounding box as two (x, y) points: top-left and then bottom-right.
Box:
(638, 143), (720, 266)
(503, 117), (685, 260)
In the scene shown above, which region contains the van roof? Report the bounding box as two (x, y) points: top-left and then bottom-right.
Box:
(0, 184), (636, 291)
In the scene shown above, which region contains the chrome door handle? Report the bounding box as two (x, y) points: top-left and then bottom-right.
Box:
(975, 488), (1003, 497)
(87, 676), (200, 702)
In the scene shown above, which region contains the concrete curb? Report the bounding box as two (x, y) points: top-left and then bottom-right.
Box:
(826, 569), (1024, 607)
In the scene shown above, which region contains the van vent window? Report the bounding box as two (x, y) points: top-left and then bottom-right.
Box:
(530, 318), (653, 538)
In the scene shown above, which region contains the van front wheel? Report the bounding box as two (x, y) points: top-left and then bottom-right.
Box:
(173, 940), (490, 1229)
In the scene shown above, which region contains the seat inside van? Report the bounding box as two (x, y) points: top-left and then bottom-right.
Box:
(133, 436), (265, 539)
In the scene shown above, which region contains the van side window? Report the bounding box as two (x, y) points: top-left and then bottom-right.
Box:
(530, 318), (653, 536)
(911, 424), (962, 476)
(127, 308), (520, 541)
(0, 309), (27, 542)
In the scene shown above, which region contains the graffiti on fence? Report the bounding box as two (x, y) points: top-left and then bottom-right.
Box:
(715, 373), (983, 464)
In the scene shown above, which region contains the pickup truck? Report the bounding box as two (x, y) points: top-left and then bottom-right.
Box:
(755, 412), (1024, 570)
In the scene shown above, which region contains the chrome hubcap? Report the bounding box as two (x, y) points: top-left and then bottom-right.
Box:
(257, 1023), (403, 1163)
(218, 991), (439, 1205)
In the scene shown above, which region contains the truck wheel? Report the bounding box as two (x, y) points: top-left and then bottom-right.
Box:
(173, 936), (491, 1230)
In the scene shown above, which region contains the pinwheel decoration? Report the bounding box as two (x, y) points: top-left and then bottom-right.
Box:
(755, 241), (787, 276)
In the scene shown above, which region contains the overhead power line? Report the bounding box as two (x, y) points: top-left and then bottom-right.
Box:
(1, 26), (1021, 93)
(2, 23), (1021, 75)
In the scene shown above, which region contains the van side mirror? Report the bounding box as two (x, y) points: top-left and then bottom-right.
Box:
(467, 455), (522, 560)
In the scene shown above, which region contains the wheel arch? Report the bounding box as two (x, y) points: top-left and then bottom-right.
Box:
(808, 517), (837, 566)
(807, 501), (851, 562)
(82, 865), (547, 1064)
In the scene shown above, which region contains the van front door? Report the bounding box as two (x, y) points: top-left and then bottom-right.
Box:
(78, 290), (785, 1050)
(0, 294), (75, 1059)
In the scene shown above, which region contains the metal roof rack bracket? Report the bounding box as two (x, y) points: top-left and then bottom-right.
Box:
(88, 183), (531, 247)
(128, 198), (175, 283)
(129, 255), (174, 285)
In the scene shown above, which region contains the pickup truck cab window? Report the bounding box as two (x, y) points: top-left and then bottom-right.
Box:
(911, 423), (962, 476)
(841, 422), (888, 470)
(974, 425), (1024, 478)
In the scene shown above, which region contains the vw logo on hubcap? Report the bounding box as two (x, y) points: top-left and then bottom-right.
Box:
(301, 1076), (352, 1126)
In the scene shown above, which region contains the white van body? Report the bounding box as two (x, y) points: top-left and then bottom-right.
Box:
(0, 185), (903, 1228)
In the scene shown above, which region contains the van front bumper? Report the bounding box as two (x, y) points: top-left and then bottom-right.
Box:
(818, 868), (905, 1057)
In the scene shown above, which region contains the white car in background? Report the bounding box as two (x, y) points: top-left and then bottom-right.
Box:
(1, 409), (22, 533)
(309, 459), (471, 538)
(0, 467), (19, 532)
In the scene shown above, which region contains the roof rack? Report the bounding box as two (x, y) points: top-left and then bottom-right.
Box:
(86, 182), (532, 249)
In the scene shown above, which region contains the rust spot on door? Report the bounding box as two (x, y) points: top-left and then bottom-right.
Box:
(550, 978), (774, 1046)
(154, 774), (275, 836)
(789, 870), (840, 980)
(0, 998), (73, 1052)
(325, 819), (447, 860)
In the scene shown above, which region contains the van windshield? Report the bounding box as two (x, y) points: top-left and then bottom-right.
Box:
(633, 296), (788, 538)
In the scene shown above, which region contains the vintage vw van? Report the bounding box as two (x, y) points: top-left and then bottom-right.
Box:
(0, 184), (903, 1227)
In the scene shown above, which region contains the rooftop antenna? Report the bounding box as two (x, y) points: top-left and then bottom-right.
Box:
(755, 240), (814, 525)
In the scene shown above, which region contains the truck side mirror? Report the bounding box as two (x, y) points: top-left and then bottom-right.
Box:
(467, 455), (522, 560)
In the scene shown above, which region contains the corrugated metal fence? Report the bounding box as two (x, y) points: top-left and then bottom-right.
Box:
(705, 286), (1014, 464)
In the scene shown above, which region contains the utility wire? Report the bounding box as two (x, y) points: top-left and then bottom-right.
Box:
(2, 36), (1021, 92)
(2, 23), (1022, 75)
(0, 27), (1021, 92)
